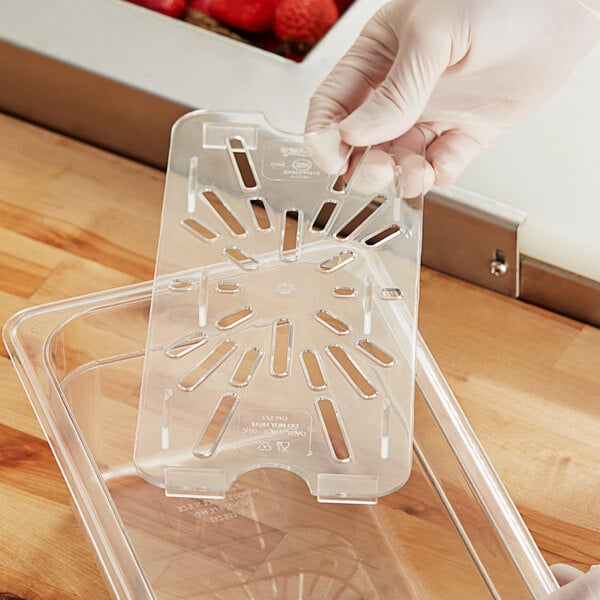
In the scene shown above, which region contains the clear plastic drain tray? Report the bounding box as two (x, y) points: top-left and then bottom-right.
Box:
(135, 111), (424, 503)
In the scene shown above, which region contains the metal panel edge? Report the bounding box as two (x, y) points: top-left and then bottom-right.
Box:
(0, 40), (189, 168)
(423, 187), (525, 297)
(520, 256), (600, 327)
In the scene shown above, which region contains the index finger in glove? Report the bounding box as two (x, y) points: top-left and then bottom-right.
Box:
(306, 9), (396, 134)
(305, 13), (397, 175)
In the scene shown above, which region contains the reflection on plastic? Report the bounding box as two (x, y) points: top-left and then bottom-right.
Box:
(178, 340), (238, 391)
(193, 393), (239, 457)
(316, 397), (351, 463)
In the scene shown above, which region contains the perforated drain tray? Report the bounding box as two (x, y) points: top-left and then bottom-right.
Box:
(135, 111), (424, 503)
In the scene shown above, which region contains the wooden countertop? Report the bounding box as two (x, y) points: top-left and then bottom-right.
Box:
(0, 114), (598, 599)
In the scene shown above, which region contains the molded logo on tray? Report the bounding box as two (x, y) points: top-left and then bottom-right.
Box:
(262, 140), (326, 182)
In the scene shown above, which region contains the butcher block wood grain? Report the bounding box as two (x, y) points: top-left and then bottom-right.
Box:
(0, 113), (599, 598)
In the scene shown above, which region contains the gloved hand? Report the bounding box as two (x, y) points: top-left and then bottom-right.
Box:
(548, 564), (600, 599)
(306, 0), (600, 193)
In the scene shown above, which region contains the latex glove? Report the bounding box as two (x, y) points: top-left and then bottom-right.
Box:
(306, 0), (600, 193)
(547, 564), (600, 599)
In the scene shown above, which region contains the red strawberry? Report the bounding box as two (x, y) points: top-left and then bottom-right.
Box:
(274, 0), (338, 45)
(127, 0), (187, 18)
(187, 0), (212, 16)
(210, 0), (282, 33)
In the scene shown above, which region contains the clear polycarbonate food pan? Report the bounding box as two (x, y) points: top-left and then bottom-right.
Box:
(137, 111), (425, 503)
(3, 281), (558, 599)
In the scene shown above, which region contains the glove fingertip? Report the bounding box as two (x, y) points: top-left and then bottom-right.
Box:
(305, 126), (350, 175)
(431, 157), (461, 187)
(340, 102), (413, 148)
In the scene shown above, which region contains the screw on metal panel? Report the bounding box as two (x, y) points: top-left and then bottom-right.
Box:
(490, 250), (508, 277)
(490, 259), (508, 277)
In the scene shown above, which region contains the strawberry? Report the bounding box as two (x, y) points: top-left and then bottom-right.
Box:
(274, 0), (339, 45)
(126, 0), (187, 19)
(210, 0), (282, 33)
(187, 0), (212, 16)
